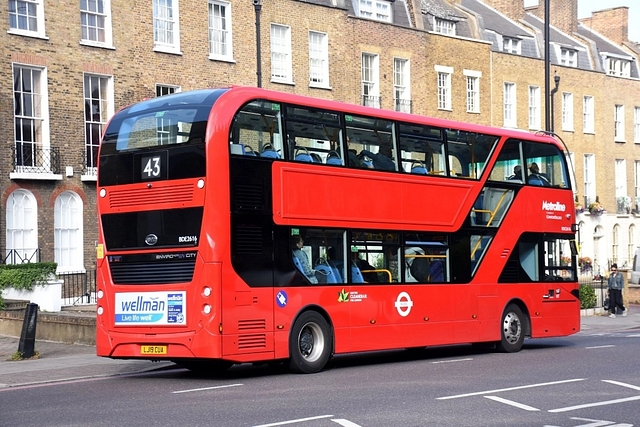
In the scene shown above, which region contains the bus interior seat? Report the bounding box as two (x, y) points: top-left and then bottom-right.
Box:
(429, 260), (444, 282)
(294, 147), (315, 162)
(315, 263), (339, 284)
(326, 151), (343, 165)
(292, 255), (305, 276)
(260, 144), (280, 158)
(410, 161), (428, 174)
(351, 263), (365, 283)
(243, 145), (258, 156)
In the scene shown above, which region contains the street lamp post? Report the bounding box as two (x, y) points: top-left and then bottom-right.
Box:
(253, 0), (262, 88)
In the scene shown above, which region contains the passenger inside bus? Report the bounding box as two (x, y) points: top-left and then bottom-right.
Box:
(292, 235), (318, 284)
(528, 162), (550, 186)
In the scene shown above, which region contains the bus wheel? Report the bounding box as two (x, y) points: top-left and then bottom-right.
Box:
(497, 304), (525, 353)
(289, 311), (332, 374)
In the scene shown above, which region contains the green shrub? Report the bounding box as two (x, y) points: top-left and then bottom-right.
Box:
(0, 262), (57, 310)
(579, 283), (597, 309)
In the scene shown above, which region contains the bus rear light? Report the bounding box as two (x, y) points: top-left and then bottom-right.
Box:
(99, 188), (106, 198)
(97, 289), (104, 299)
(97, 306), (104, 315)
(203, 287), (211, 297)
(203, 304), (211, 314)
(197, 179), (205, 189)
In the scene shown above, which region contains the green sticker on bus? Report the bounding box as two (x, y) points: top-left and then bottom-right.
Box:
(292, 228), (300, 236)
(272, 104), (281, 111)
(345, 115), (353, 122)
(155, 111), (165, 117)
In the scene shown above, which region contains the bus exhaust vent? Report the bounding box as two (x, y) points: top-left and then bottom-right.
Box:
(238, 319), (267, 330)
(109, 184), (194, 209)
(238, 334), (267, 350)
(235, 225), (264, 254)
(109, 259), (196, 284)
(234, 184), (264, 212)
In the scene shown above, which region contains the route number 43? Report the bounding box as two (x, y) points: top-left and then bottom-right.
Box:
(142, 155), (162, 180)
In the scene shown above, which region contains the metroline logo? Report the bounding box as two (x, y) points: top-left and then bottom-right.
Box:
(542, 201), (566, 212)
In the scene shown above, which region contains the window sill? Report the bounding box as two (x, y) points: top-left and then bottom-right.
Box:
(10, 172), (62, 181)
(614, 139), (626, 143)
(81, 174), (97, 182)
(7, 29), (49, 40)
(271, 79), (295, 86)
(153, 46), (183, 55)
(80, 40), (115, 50)
(309, 83), (332, 90)
(583, 130), (595, 135)
(208, 55), (235, 63)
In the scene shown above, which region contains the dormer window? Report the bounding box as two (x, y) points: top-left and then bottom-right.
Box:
(607, 57), (631, 78)
(358, 0), (391, 23)
(503, 37), (521, 54)
(560, 48), (577, 67)
(434, 18), (455, 35)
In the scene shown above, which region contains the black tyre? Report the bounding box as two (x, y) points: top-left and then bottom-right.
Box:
(497, 304), (525, 353)
(289, 311), (332, 374)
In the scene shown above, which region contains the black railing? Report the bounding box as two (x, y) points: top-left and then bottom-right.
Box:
(362, 95), (381, 108)
(12, 144), (61, 175)
(394, 98), (412, 113)
(3, 249), (40, 264)
(59, 270), (96, 306)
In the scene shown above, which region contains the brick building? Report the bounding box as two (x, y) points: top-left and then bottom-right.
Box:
(1, 0), (639, 278)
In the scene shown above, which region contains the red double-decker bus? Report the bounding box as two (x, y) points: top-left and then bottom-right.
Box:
(96, 86), (579, 373)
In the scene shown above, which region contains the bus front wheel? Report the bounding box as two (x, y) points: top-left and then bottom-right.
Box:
(497, 304), (525, 353)
(289, 311), (332, 374)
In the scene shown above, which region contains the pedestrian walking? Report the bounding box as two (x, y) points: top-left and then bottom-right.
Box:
(607, 263), (627, 318)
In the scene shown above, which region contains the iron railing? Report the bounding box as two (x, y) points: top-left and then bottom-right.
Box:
(394, 98), (412, 113)
(3, 249), (40, 264)
(362, 95), (381, 108)
(12, 144), (60, 175)
(59, 270), (96, 306)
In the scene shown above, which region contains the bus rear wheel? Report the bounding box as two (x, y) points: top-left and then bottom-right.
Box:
(289, 311), (332, 374)
(497, 304), (525, 353)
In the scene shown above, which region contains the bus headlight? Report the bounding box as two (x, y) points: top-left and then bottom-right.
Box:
(197, 179), (205, 189)
(99, 188), (106, 198)
(97, 306), (104, 315)
(203, 305), (211, 314)
(97, 290), (104, 299)
(203, 287), (211, 297)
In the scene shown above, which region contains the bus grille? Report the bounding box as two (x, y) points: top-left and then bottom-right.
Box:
(109, 259), (196, 284)
(238, 319), (267, 330)
(109, 184), (194, 209)
(238, 334), (267, 350)
(234, 184), (264, 212)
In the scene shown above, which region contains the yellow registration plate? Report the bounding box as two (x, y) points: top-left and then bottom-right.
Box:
(141, 345), (167, 355)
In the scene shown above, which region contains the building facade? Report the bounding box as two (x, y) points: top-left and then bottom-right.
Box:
(1, 0), (639, 277)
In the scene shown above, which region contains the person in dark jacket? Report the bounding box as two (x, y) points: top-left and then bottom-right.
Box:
(607, 263), (627, 318)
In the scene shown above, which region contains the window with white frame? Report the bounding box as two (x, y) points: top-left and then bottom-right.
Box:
(635, 161), (640, 209)
(465, 70), (480, 113)
(208, 0), (232, 60)
(8, 0), (46, 37)
(5, 189), (38, 265)
(612, 224), (619, 264)
(54, 191), (84, 272)
(614, 104), (625, 142)
(271, 24), (292, 83)
(13, 64), (50, 172)
(503, 37), (521, 54)
(309, 31), (329, 88)
(436, 65), (452, 110)
(528, 85), (540, 130)
(434, 18), (455, 35)
(84, 74), (113, 177)
(155, 84), (180, 97)
(583, 95), (594, 133)
(394, 58), (410, 113)
(560, 48), (577, 67)
(607, 57), (631, 78)
(358, 0), (391, 22)
(584, 154), (596, 205)
(634, 107), (640, 143)
(153, 0), (180, 53)
(615, 159), (626, 198)
(562, 92), (573, 131)
(503, 82), (516, 127)
(80, 0), (112, 46)
(362, 53), (380, 108)
(629, 225), (635, 262)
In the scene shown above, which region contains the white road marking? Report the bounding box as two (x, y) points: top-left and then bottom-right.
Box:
(601, 379), (640, 391)
(431, 358), (473, 364)
(332, 419), (362, 427)
(548, 395), (640, 413)
(484, 395), (539, 411)
(437, 378), (585, 400)
(567, 417), (617, 426)
(253, 415), (334, 427)
(585, 345), (616, 349)
(172, 383), (243, 394)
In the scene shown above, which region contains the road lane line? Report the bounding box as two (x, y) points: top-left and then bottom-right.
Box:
(431, 358), (473, 364)
(332, 419), (362, 427)
(548, 395), (640, 413)
(253, 415), (334, 427)
(585, 345), (615, 349)
(601, 380), (640, 391)
(484, 396), (539, 411)
(172, 383), (243, 394)
(437, 378), (585, 400)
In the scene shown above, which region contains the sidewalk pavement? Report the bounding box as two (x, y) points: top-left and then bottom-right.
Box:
(1, 307), (639, 389)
